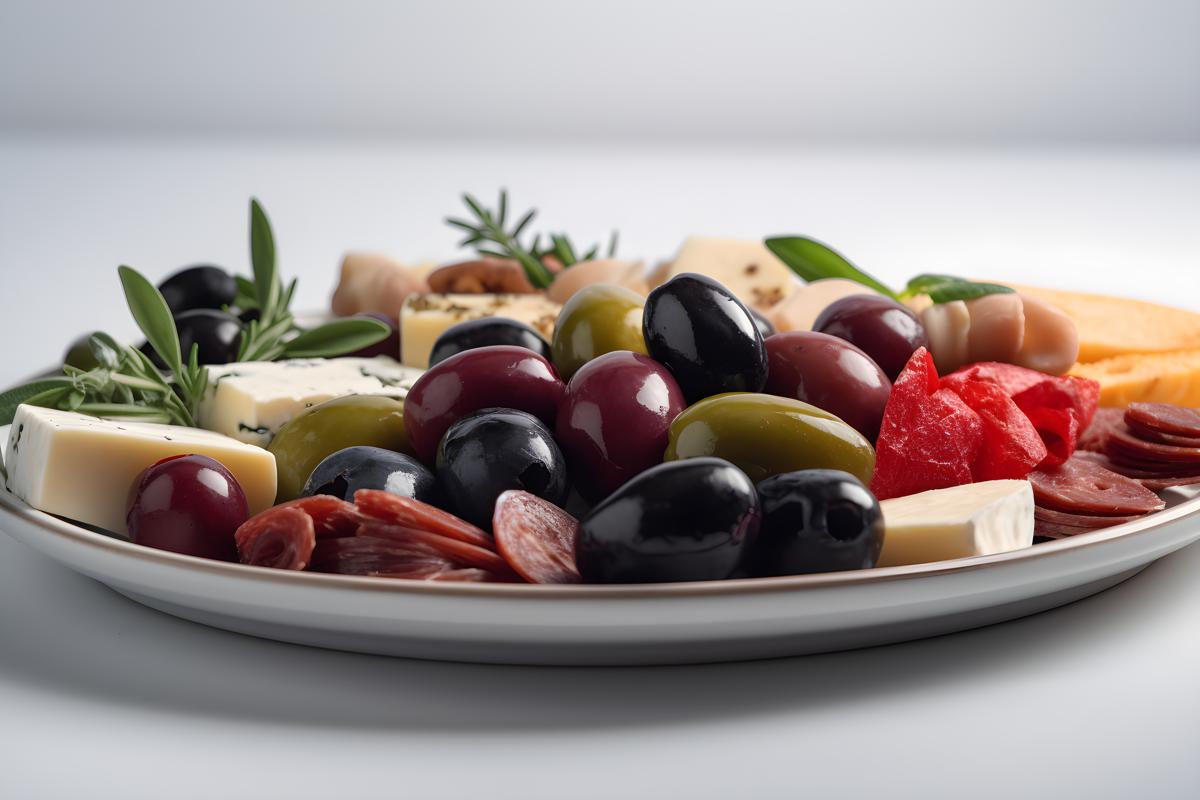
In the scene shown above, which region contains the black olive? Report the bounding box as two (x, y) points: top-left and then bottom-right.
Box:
(301, 446), (439, 505)
(576, 457), (760, 583)
(435, 408), (568, 530)
(175, 309), (243, 365)
(642, 273), (768, 403)
(429, 318), (552, 368)
(747, 470), (883, 576)
(158, 265), (237, 315)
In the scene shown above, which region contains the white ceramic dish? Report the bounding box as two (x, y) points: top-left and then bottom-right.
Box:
(2, 424), (1198, 664)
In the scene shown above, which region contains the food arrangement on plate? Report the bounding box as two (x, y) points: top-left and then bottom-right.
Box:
(4, 193), (1200, 587)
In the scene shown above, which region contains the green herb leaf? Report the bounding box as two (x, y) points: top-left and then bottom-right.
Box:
(0, 378), (74, 426)
(281, 318), (391, 359)
(903, 274), (1015, 304)
(764, 236), (898, 299)
(249, 198), (279, 315)
(118, 266), (183, 376)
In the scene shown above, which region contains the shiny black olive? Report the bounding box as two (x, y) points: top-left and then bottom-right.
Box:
(301, 446), (438, 504)
(576, 457), (760, 583)
(238, 308), (261, 324)
(175, 309), (243, 365)
(429, 318), (552, 367)
(642, 273), (768, 402)
(749, 308), (776, 339)
(343, 312), (400, 359)
(158, 265), (238, 315)
(435, 408), (568, 530)
(747, 470), (883, 576)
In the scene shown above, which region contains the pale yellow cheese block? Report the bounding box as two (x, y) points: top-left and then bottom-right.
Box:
(1069, 350), (1200, 407)
(656, 237), (796, 312)
(400, 293), (561, 368)
(1003, 283), (1200, 363)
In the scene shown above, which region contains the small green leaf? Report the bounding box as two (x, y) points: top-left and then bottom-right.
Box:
(87, 333), (121, 370)
(249, 198), (279, 315)
(764, 236), (898, 299)
(0, 378), (74, 426)
(281, 319), (392, 359)
(904, 273), (1015, 304)
(118, 266), (183, 376)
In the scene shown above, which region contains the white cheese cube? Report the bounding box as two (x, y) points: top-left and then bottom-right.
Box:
(657, 237), (797, 312)
(400, 294), (561, 368)
(877, 480), (1034, 567)
(198, 357), (422, 446)
(5, 404), (277, 535)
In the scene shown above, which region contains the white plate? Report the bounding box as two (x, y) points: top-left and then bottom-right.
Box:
(2, 459), (1198, 664)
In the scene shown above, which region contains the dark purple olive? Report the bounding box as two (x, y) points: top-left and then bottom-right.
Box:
(813, 294), (928, 381)
(403, 345), (566, 464)
(576, 457), (760, 583)
(302, 446), (438, 504)
(175, 309), (243, 365)
(764, 331), (892, 441)
(436, 408), (568, 530)
(126, 454), (248, 561)
(642, 273), (768, 403)
(557, 351), (685, 501)
(747, 470), (883, 576)
(158, 265), (237, 315)
(430, 317), (552, 367)
(749, 308), (776, 339)
(343, 312), (400, 359)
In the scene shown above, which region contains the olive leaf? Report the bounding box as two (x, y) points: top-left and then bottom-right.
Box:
(281, 318), (392, 359)
(764, 236), (899, 299)
(118, 265), (183, 377)
(0, 378), (75, 426)
(903, 274), (1014, 304)
(249, 198), (280, 315)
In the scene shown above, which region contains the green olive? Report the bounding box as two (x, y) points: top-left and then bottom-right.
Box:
(63, 333), (101, 371)
(663, 393), (876, 485)
(268, 395), (412, 501)
(551, 284), (648, 379)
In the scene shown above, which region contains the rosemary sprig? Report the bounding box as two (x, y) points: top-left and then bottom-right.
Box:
(446, 189), (618, 289)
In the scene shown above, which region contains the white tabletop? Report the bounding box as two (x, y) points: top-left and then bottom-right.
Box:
(1, 139), (1198, 799)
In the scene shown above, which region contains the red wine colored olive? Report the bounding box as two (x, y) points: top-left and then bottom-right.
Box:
(126, 454), (249, 561)
(642, 273), (768, 403)
(430, 317), (552, 367)
(403, 345), (566, 464)
(576, 457), (760, 583)
(812, 294), (928, 381)
(748, 470), (883, 576)
(764, 331), (892, 441)
(557, 350), (685, 501)
(158, 265), (237, 315)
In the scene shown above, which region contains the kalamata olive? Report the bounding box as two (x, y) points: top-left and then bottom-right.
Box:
(63, 332), (102, 371)
(557, 351), (685, 501)
(642, 273), (768, 403)
(302, 445), (438, 505)
(430, 317), (552, 367)
(664, 393), (876, 485)
(749, 308), (776, 339)
(270, 395), (411, 501)
(158, 265), (238, 315)
(551, 284), (648, 379)
(436, 409), (568, 530)
(342, 312), (401, 359)
(175, 309), (243, 365)
(813, 294), (929, 381)
(747, 470), (883, 576)
(126, 454), (248, 561)
(576, 457), (760, 583)
(403, 345), (566, 464)
(764, 331), (892, 441)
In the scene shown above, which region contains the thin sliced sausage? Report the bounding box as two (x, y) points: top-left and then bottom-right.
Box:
(1029, 457), (1165, 516)
(1126, 403), (1200, 437)
(492, 491), (582, 584)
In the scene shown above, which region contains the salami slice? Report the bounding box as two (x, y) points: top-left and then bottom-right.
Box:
(492, 491), (582, 584)
(1125, 419), (1200, 448)
(1139, 474), (1200, 491)
(1126, 403), (1200, 437)
(356, 520), (515, 576)
(271, 495), (363, 539)
(1034, 505), (1141, 529)
(1076, 450), (1200, 479)
(235, 506), (317, 570)
(310, 536), (456, 576)
(1077, 407), (1125, 453)
(1034, 519), (1107, 539)
(1106, 427), (1200, 464)
(353, 490), (495, 550)
(1028, 457), (1165, 516)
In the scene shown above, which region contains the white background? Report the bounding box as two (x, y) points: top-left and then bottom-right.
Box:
(1, 1), (1199, 798)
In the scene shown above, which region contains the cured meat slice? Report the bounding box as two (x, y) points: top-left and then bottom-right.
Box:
(271, 495), (363, 539)
(1077, 407), (1125, 453)
(1028, 457), (1165, 516)
(356, 520), (515, 576)
(1125, 419), (1200, 448)
(1076, 449), (1200, 478)
(310, 536), (457, 576)
(1126, 403), (1200, 437)
(353, 490), (495, 550)
(1034, 505), (1141, 528)
(235, 506), (317, 570)
(1139, 474), (1200, 491)
(1035, 519), (1109, 539)
(492, 491), (582, 584)
(1106, 427), (1200, 464)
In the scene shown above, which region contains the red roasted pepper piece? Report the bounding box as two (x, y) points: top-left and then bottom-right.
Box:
(949, 380), (1048, 481)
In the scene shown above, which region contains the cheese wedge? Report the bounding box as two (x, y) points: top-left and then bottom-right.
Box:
(1069, 350), (1200, 407)
(5, 404), (278, 535)
(767, 278), (881, 332)
(399, 293), (561, 368)
(877, 480), (1034, 567)
(1002, 284), (1200, 363)
(656, 237), (796, 312)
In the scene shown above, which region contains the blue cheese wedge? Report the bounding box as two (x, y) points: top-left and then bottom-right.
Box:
(198, 357), (422, 446)
(877, 480), (1035, 567)
(5, 404), (277, 535)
